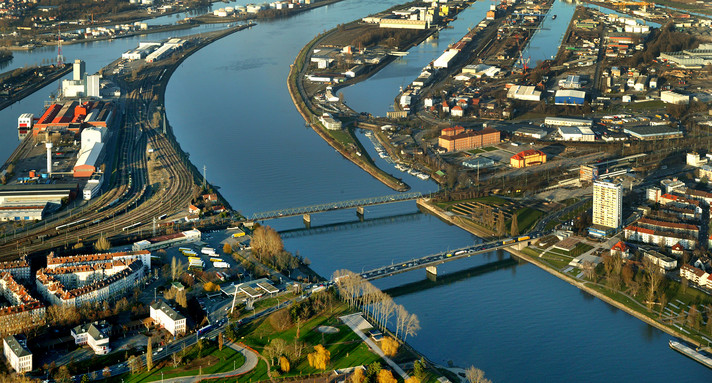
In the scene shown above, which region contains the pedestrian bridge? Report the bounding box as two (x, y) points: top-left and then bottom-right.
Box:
(250, 191), (424, 222)
(359, 235), (537, 281)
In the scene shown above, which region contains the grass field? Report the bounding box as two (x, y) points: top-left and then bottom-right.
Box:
(237, 302), (381, 378)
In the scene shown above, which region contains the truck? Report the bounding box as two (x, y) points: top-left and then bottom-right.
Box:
(201, 247), (216, 255)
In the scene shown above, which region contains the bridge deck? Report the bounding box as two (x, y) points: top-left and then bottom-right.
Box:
(251, 192), (423, 221)
(359, 237), (534, 281)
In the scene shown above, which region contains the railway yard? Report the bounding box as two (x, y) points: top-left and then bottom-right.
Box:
(0, 25), (251, 261)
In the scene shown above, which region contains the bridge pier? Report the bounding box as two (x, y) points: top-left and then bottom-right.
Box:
(426, 265), (437, 281)
(356, 206), (364, 221)
(303, 214), (311, 225)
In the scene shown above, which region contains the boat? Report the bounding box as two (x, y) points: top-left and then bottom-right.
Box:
(417, 173), (430, 180)
(552, 14), (557, 19)
(669, 340), (712, 369)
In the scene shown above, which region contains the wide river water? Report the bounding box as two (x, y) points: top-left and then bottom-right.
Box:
(0, 0), (709, 380)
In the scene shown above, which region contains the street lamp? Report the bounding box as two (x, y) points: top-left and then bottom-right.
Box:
(161, 372), (164, 382)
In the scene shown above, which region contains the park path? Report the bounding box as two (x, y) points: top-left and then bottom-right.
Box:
(339, 313), (409, 380)
(159, 342), (259, 383)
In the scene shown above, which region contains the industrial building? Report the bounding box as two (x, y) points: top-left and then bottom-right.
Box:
(433, 49), (458, 69)
(506, 85), (541, 101)
(122, 42), (161, 60)
(660, 90), (690, 104)
(61, 60), (101, 99)
(558, 75), (583, 89)
(554, 89), (586, 105)
(0, 184), (78, 221)
(510, 149), (546, 168)
(659, 45), (712, 68)
(132, 229), (202, 251)
(513, 126), (548, 139)
(3, 335), (31, 373)
(544, 117), (593, 127)
(145, 38), (186, 63)
(592, 180), (622, 235)
(31, 100), (114, 137)
(558, 126), (595, 142)
(150, 300), (187, 336)
(623, 125), (683, 140)
(438, 126), (500, 152)
(319, 113), (342, 130)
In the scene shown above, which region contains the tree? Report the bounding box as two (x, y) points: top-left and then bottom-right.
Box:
(251, 225), (284, 262)
(279, 356), (290, 373)
(146, 336), (153, 371)
(54, 366), (72, 383)
(465, 366), (486, 383)
(223, 243), (233, 254)
(269, 309), (293, 331)
(404, 313), (421, 340)
(377, 369), (398, 383)
(176, 289), (188, 308)
(352, 367), (366, 383)
(218, 333), (224, 351)
(307, 345), (330, 370)
(687, 305), (700, 330)
(643, 257), (664, 306)
(94, 235), (111, 251)
(204, 281), (220, 292)
(413, 358), (427, 381)
(381, 337), (399, 356)
(102, 367), (111, 378)
(510, 212), (519, 236)
(264, 338), (288, 366)
(171, 257), (184, 281)
(405, 377), (421, 383)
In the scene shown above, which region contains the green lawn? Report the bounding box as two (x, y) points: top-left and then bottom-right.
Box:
(507, 207), (544, 234)
(209, 359), (270, 383)
(468, 149), (485, 155)
(238, 302), (381, 377)
(119, 341), (246, 383)
(482, 146), (499, 152)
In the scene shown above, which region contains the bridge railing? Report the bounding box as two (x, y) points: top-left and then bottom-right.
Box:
(251, 191), (424, 220)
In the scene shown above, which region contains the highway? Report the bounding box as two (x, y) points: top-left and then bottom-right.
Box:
(359, 233), (542, 281)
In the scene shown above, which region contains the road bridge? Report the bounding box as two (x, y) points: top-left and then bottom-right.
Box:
(359, 234), (539, 281)
(251, 191), (423, 222)
(278, 211), (422, 239)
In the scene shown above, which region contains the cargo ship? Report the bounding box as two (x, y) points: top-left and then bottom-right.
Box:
(669, 339), (712, 369)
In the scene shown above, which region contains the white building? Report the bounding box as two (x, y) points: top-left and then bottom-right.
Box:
(3, 335), (31, 373)
(647, 186), (661, 202)
(593, 180), (622, 229)
(318, 113), (342, 130)
(150, 300), (187, 336)
(132, 229), (201, 251)
(506, 85), (541, 101)
(544, 117), (593, 127)
(71, 321), (111, 355)
(643, 250), (677, 271)
(687, 152), (707, 167)
(660, 178), (686, 194)
(661, 90), (689, 104)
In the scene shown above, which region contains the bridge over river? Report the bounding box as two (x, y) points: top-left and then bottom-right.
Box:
(251, 191), (424, 222)
(359, 233), (541, 281)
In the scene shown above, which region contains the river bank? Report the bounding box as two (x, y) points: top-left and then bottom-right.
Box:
(287, 31), (410, 192)
(0, 64), (71, 113)
(418, 195), (706, 348)
(416, 198), (498, 240)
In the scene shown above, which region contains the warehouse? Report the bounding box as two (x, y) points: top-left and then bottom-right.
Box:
(132, 229), (202, 251)
(624, 125), (683, 140)
(558, 75), (583, 89)
(73, 142), (104, 178)
(544, 116), (593, 127)
(513, 126), (548, 139)
(660, 90), (689, 104)
(554, 90), (586, 105)
(558, 126), (595, 142)
(506, 85), (541, 101)
(434, 49), (458, 69)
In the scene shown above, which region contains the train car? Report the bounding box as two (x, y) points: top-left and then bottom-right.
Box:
(122, 222), (142, 231)
(502, 239), (515, 245)
(517, 236), (530, 242)
(56, 219), (87, 231)
(158, 214), (168, 220)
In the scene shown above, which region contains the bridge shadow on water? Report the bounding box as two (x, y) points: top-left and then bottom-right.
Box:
(277, 211), (423, 239)
(382, 255), (520, 298)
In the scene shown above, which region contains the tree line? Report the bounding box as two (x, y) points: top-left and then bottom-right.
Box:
(333, 269), (420, 341)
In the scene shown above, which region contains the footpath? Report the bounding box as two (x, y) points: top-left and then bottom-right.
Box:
(158, 342), (259, 383)
(340, 313), (409, 380)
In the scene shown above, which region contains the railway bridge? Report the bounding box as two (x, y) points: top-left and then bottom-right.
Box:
(250, 191), (424, 223)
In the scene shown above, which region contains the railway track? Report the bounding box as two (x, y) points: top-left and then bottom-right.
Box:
(0, 65), (197, 259)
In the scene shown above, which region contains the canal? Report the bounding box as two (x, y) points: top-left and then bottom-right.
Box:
(0, 0), (708, 379)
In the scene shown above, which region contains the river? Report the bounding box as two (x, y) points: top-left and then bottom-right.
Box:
(0, 0), (710, 379)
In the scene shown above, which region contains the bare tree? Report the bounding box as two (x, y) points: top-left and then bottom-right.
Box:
(465, 366), (485, 383)
(643, 257), (664, 306)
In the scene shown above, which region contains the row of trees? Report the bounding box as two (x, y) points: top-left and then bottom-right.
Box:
(333, 270), (420, 341)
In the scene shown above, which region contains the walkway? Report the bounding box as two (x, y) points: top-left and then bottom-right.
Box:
(159, 342), (259, 383)
(340, 313), (409, 380)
